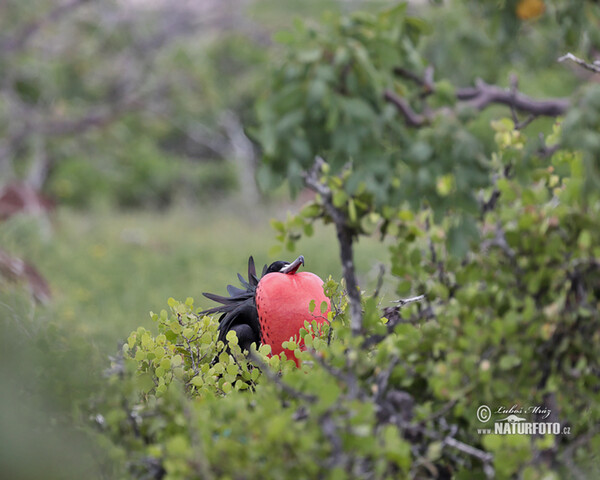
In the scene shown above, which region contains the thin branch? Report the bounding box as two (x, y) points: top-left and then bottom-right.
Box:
(393, 66), (435, 97)
(304, 157), (363, 336)
(371, 263), (386, 299)
(558, 53), (600, 74)
(390, 294), (425, 307)
(386, 72), (569, 127)
(306, 348), (362, 400)
(398, 420), (494, 477)
(383, 90), (426, 127)
(363, 295), (428, 348)
(538, 133), (561, 158)
(557, 427), (600, 480)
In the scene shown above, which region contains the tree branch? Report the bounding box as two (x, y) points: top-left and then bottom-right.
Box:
(456, 79), (570, 117)
(558, 53), (600, 74)
(304, 158), (363, 335)
(383, 90), (427, 127)
(388, 69), (571, 125)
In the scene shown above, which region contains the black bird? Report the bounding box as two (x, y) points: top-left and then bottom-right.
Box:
(200, 256), (304, 352)
(200, 255), (330, 366)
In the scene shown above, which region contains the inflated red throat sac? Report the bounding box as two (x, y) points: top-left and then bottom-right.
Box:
(200, 255), (330, 367)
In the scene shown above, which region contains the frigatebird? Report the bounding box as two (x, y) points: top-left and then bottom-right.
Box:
(200, 255), (330, 366)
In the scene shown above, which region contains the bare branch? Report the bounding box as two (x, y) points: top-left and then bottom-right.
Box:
(383, 90), (427, 127)
(220, 111), (259, 203)
(371, 263), (385, 299)
(456, 79), (570, 116)
(558, 53), (600, 74)
(390, 294), (425, 307)
(537, 133), (561, 158)
(386, 71), (569, 128)
(557, 427), (600, 480)
(304, 158), (363, 336)
(394, 65), (435, 95)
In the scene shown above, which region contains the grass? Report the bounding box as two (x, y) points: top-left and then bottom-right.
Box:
(0, 199), (393, 355)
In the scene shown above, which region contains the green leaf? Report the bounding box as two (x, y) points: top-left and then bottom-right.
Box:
(332, 190), (347, 208)
(136, 373), (155, 393)
(320, 300), (329, 314)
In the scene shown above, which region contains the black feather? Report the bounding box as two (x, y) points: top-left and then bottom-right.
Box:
(200, 255), (298, 352)
(216, 300), (260, 348)
(237, 273), (250, 289)
(199, 257), (262, 351)
(227, 284), (246, 296)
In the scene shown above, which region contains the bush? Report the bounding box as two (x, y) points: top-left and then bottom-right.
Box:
(96, 117), (600, 478)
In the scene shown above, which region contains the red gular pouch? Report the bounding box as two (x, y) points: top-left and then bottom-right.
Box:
(256, 271), (330, 367)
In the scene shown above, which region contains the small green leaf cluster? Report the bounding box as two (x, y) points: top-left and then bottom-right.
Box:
(123, 297), (279, 399)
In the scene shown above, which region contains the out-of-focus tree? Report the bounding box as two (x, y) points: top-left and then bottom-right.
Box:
(0, 0), (268, 207)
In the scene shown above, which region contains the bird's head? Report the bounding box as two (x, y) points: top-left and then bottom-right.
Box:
(265, 255), (305, 275)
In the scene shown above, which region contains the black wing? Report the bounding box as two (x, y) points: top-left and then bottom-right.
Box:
(215, 300), (260, 351)
(199, 256), (263, 351)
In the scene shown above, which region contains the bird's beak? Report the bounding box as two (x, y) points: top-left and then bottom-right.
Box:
(280, 255), (305, 274)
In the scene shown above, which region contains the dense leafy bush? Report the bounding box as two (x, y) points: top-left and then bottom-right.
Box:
(98, 117), (599, 477)
(90, 3), (600, 478)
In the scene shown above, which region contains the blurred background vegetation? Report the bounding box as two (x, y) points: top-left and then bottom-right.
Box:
(0, 0), (599, 478)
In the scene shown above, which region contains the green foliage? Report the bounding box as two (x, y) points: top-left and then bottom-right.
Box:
(560, 84), (600, 199)
(4, 2), (600, 478)
(255, 6), (426, 191)
(99, 118), (600, 478)
(255, 5), (494, 251)
(125, 297), (276, 399)
(1, 0), (263, 207)
(99, 285), (421, 479)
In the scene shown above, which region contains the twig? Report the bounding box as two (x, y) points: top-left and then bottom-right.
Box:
(399, 421), (494, 477)
(393, 65), (435, 97)
(306, 348), (362, 400)
(481, 223), (516, 259)
(373, 355), (400, 405)
(508, 74), (538, 130)
(383, 90), (427, 127)
(538, 132), (561, 158)
(390, 295), (425, 307)
(371, 263), (386, 299)
(362, 296), (427, 348)
(557, 427), (599, 480)
(558, 53), (600, 74)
